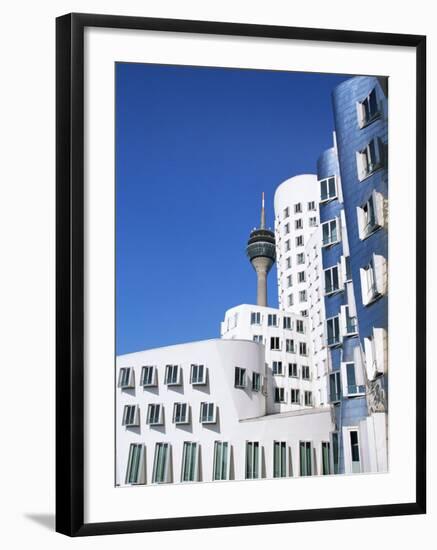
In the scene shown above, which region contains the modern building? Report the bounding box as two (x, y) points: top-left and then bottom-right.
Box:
(116, 75), (389, 486)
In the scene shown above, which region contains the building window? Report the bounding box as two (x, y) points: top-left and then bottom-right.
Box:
(191, 364), (206, 385)
(118, 367), (134, 389)
(294, 202), (302, 213)
(272, 360), (284, 375)
(301, 309), (308, 317)
(288, 363), (298, 377)
(308, 201), (316, 211)
(287, 294), (294, 307)
(299, 441), (312, 476)
(304, 391), (313, 406)
(270, 336), (281, 350)
(173, 402), (189, 424)
(284, 223), (290, 235)
(296, 235), (304, 247)
(295, 218), (303, 230)
(299, 342), (308, 356)
(274, 387), (286, 403)
(342, 255), (352, 281)
(360, 254), (387, 305)
(125, 443), (144, 484)
(357, 88), (380, 128)
(181, 442), (199, 482)
(364, 328), (387, 380)
(285, 339), (295, 353)
(253, 334), (263, 344)
(296, 319), (305, 333)
(141, 365), (157, 387)
(320, 176), (337, 202)
(286, 256), (292, 269)
(356, 137), (382, 180)
(213, 441), (229, 481)
(234, 367), (247, 388)
(252, 372), (261, 391)
(245, 441), (260, 479)
(283, 316), (292, 330)
(152, 442), (171, 483)
(286, 274), (293, 287)
(342, 362), (365, 396)
(165, 364), (181, 385)
(322, 442), (331, 475)
(291, 389), (300, 404)
(250, 311), (261, 325)
(342, 305), (358, 335)
(329, 371), (341, 402)
(327, 316), (341, 346)
(273, 441), (288, 478)
(299, 290), (307, 303)
(200, 402), (216, 424)
(146, 403), (163, 426)
(349, 430), (361, 473)
(285, 239), (291, 252)
(332, 433), (340, 474)
(357, 191), (384, 240)
(267, 313), (278, 327)
(122, 404), (139, 427)
(302, 365), (310, 380)
(322, 219), (339, 247)
(309, 216), (317, 227)
(297, 270), (306, 283)
(324, 265), (340, 295)
(297, 252), (305, 265)
(283, 206), (289, 219)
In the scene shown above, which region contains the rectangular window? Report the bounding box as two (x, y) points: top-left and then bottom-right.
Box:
(252, 372), (261, 391)
(287, 293), (294, 307)
(245, 441), (260, 479)
(283, 316), (292, 330)
(356, 137), (382, 180)
(359, 254), (387, 306)
(122, 404), (139, 427)
(146, 403), (163, 425)
(181, 442), (198, 482)
(285, 239), (291, 252)
(200, 402), (216, 424)
(291, 389), (300, 404)
(324, 265), (340, 294)
(350, 430), (361, 473)
(294, 202), (302, 213)
(285, 339), (295, 353)
(270, 336), (280, 350)
(320, 176), (337, 202)
(332, 433), (340, 474)
(273, 441), (287, 478)
(344, 362), (365, 396)
(125, 443), (144, 484)
(296, 235), (304, 247)
(288, 363), (298, 377)
(286, 256), (292, 269)
(118, 367), (134, 389)
(250, 311), (261, 325)
(297, 252), (305, 265)
(343, 305), (358, 335)
(267, 313), (278, 327)
(364, 327), (388, 380)
(272, 360), (283, 375)
(322, 219), (339, 247)
(309, 216), (317, 227)
(299, 290), (307, 303)
(299, 342), (308, 356)
(286, 274), (292, 287)
(322, 442), (331, 475)
(141, 365), (156, 387)
(295, 219), (303, 230)
(253, 334), (263, 344)
(274, 387), (285, 403)
(301, 309), (308, 317)
(304, 391), (313, 406)
(357, 88), (379, 127)
(302, 365), (310, 380)
(357, 192), (384, 240)
(234, 367), (246, 388)
(296, 319), (305, 333)
(308, 201), (316, 211)
(213, 441), (229, 481)
(173, 402), (189, 424)
(283, 206), (289, 219)
(191, 364), (206, 385)
(297, 270), (306, 283)
(165, 364), (181, 385)
(329, 371), (341, 402)
(284, 223), (290, 235)
(299, 441), (312, 476)
(152, 442), (170, 483)
(327, 316), (340, 346)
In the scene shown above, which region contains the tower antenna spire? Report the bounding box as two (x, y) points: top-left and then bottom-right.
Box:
(260, 192), (266, 229)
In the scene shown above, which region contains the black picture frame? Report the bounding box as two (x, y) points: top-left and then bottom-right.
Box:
(56, 12), (426, 537)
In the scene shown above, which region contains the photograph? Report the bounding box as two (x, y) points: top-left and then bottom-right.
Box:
(114, 63), (388, 487)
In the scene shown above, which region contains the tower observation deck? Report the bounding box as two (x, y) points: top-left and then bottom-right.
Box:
(246, 193), (276, 307)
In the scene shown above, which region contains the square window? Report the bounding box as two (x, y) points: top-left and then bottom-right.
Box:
(294, 203), (302, 213)
(322, 219), (339, 247)
(320, 176), (337, 202)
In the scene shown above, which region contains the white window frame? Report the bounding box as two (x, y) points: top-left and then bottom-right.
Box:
(250, 311), (261, 325)
(319, 175), (337, 202)
(356, 88), (380, 128)
(200, 402), (217, 424)
(329, 371), (341, 403)
(122, 404), (140, 427)
(181, 441), (199, 482)
(118, 367), (135, 389)
(343, 427), (362, 474)
(173, 402), (189, 424)
(234, 366), (247, 388)
(304, 391), (313, 406)
(152, 442), (171, 483)
(146, 403), (164, 426)
(273, 441), (288, 478)
(322, 218), (340, 247)
(270, 336), (281, 350)
(190, 363), (207, 385)
(165, 364), (182, 386)
(299, 342), (308, 356)
(308, 200), (316, 211)
(296, 319), (305, 333)
(360, 253), (387, 306)
(283, 316), (292, 330)
(252, 372), (261, 392)
(274, 387), (286, 403)
(324, 264), (341, 295)
(272, 360), (284, 376)
(291, 388), (300, 404)
(288, 362), (298, 378)
(364, 327), (388, 380)
(302, 365), (311, 380)
(341, 361), (365, 397)
(213, 441), (230, 481)
(299, 290), (307, 303)
(125, 443), (145, 485)
(326, 316), (341, 347)
(356, 190), (384, 240)
(297, 252), (305, 265)
(356, 137), (383, 181)
(141, 365), (157, 387)
(245, 441), (261, 479)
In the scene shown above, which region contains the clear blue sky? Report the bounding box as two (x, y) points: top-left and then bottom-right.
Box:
(116, 62), (349, 354)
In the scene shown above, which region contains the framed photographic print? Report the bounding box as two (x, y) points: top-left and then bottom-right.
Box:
(56, 12), (426, 536)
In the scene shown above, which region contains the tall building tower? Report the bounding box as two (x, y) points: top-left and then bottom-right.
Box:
(246, 193), (276, 306)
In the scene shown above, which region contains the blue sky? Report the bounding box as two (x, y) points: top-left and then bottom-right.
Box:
(116, 63), (349, 354)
